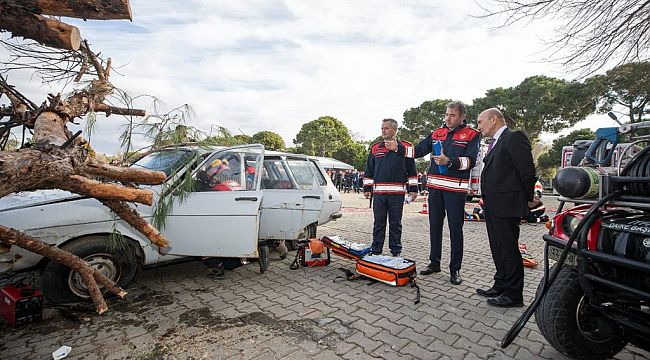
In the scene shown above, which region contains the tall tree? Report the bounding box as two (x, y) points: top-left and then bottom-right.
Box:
(587, 61), (650, 123)
(470, 76), (595, 142)
(400, 99), (452, 143)
(333, 142), (368, 170)
(252, 130), (285, 150)
(478, 0), (650, 76)
(293, 116), (352, 157)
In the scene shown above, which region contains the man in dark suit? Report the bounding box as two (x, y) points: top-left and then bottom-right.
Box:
(475, 108), (536, 307)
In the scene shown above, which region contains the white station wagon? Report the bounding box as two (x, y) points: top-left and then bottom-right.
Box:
(0, 144), (342, 302)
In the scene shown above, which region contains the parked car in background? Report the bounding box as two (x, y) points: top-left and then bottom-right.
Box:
(0, 144), (342, 303)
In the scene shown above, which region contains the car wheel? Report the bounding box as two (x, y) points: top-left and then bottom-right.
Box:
(287, 223), (317, 251)
(534, 265), (627, 359)
(41, 236), (139, 304)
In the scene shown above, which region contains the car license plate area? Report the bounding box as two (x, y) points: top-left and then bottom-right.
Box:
(548, 245), (577, 267)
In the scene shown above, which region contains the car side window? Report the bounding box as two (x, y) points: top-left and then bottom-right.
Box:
(286, 159), (316, 190)
(308, 160), (328, 186)
(194, 150), (245, 192)
(261, 159), (294, 189)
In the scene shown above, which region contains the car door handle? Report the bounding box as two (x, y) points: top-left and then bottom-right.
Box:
(235, 196), (258, 201)
(302, 195), (321, 199)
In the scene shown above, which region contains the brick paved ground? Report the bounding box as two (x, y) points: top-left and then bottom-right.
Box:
(1, 192), (649, 359)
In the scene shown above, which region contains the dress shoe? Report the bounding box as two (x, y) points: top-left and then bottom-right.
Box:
(487, 294), (524, 308)
(450, 270), (462, 285)
(476, 287), (503, 298)
(419, 264), (441, 275)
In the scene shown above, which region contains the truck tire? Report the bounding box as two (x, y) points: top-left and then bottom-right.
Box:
(534, 265), (627, 359)
(41, 236), (139, 304)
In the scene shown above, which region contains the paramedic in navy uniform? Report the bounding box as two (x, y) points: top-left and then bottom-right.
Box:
(364, 118), (419, 257)
(387, 101), (480, 285)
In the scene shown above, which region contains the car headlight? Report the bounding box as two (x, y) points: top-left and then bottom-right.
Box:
(561, 215), (581, 238)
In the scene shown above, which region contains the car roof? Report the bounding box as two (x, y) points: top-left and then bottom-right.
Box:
(155, 144), (311, 160)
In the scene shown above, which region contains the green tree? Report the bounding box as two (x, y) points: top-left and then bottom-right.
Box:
(537, 128), (595, 175)
(400, 99), (452, 143)
(252, 131), (285, 150)
(333, 142), (368, 170)
(470, 76), (595, 143)
(587, 61), (650, 124)
(233, 134), (253, 144)
(293, 116), (353, 157)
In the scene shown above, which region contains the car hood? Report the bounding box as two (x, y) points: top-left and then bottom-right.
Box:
(0, 190), (82, 212)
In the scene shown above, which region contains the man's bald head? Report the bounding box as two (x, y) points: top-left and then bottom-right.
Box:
(476, 108), (507, 138)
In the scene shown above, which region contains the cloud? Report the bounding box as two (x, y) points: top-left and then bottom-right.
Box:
(1, 0), (577, 154)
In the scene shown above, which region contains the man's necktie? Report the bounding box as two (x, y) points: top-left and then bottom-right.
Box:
(487, 138), (496, 153)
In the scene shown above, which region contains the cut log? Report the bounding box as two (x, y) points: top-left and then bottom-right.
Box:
(0, 225), (127, 314)
(0, 11), (81, 50)
(82, 160), (166, 185)
(25, 0), (132, 20)
(102, 200), (170, 249)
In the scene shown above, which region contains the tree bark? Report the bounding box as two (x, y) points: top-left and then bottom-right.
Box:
(0, 225), (127, 314)
(82, 160), (166, 184)
(22, 0), (132, 20)
(0, 10), (81, 50)
(32, 111), (69, 146)
(60, 175), (154, 205)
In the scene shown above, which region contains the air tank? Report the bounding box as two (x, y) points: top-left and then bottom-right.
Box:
(553, 167), (616, 199)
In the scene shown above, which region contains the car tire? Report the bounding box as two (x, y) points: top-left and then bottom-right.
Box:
(287, 223), (317, 251)
(41, 236), (139, 304)
(534, 265), (628, 359)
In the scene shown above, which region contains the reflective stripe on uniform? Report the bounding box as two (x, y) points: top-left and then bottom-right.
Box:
(426, 175), (469, 193)
(373, 183), (407, 194)
(404, 144), (415, 158)
(407, 177), (418, 186)
(364, 178), (374, 186)
(458, 157), (471, 170)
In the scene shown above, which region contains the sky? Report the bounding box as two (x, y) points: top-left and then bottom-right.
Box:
(1, 0), (620, 154)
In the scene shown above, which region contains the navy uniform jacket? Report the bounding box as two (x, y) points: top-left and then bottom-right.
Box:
(399, 123), (480, 193)
(364, 140), (418, 195)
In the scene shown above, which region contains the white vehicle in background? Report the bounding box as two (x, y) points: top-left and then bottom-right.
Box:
(0, 144), (342, 303)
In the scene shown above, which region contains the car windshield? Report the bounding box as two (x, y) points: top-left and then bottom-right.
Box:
(131, 149), (195, 177)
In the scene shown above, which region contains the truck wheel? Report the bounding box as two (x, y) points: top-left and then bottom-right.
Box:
(534, 265), (627, 359)
(41, 236), (139, 304)
(287, 223), (317, 250)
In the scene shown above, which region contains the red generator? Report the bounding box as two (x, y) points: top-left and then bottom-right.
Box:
(0, 283), (43, 327)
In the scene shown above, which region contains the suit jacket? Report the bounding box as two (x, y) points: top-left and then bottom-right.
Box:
(480, 128), (536, 218)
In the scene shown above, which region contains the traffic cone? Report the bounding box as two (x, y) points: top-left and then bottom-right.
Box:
(419, 196), (428, 214)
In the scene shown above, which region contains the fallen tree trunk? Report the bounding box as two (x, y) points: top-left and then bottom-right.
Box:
(19, 0), (132, 20)
(0, 225), (127, 314)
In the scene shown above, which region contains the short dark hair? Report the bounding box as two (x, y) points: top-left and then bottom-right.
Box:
(382, 118), (398, 129)
(447, 101), (467, 116)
